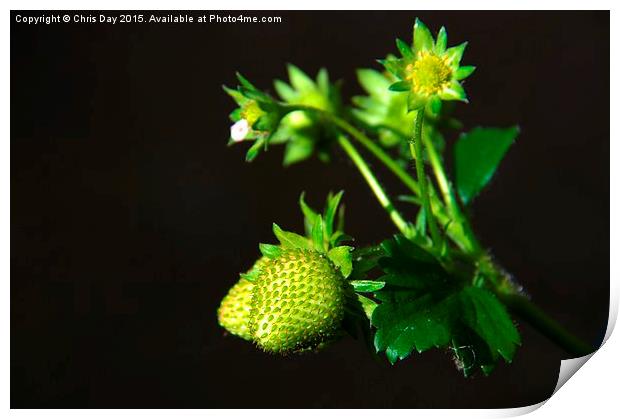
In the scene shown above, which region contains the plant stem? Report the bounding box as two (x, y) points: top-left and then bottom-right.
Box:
(287, 105), (593, 358)
(423, 132), (481, 254)
(498, 292), (595, 357)
(337, 135), (411, 237)
(327, 115), (420, 196)
(409, 109), (442, 250)
(294, 105), (472, 252)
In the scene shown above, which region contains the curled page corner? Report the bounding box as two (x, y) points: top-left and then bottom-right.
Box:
(553, 353), (595, 394)
(497, 289), (617, 417)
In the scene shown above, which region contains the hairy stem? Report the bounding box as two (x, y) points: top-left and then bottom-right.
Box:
(409, 109), (442, 250)
(327, 115), (420, 196)
(423, 132), (480, 254)
(498, 293), (595, 357)
(290, 104), (477, 253)
(337, 135), (411, 237)
(284, 105), (592, 358)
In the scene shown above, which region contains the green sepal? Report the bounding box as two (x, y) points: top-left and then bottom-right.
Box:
(350, 280), (385, 293)
(259, 243), (283, 259)
(327, 246), (353, 278)
(415, 206), (427, 237)
(316, 68), (330, 94)
(236, 72), (258, 91)
(222, 84), (246, 106)
(455, 65), (476, 81)
(397, 194), (422, 206)
(312, 215), (325, 252)
(272, 223), (312, 249)
(438, 80), (468, 102)
(413, 18), (434, 53)
(299, 192), (320, 236)
(388, 81), (411, 92)
(330, 231), (353, 247)
(445, 42), (468, 69)
(274, 79), (296, 102)
(287, 63), (315, 93)
(283, 136), (314, 166)
(435, 26), (447, 54)
(323, 190), (344, 241)
(378, 58), (405, 79)
(245, 138), (265, 162)
(407, 92), (427, 112)
(429, 96), (442, 115)
(396, 38), (413, 59)
(229, 108), (242, 122)
(357, 294), (378, 321)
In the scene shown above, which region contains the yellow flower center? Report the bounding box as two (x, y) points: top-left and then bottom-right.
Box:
(406, 51), (453, 96)
(240, 100), (264, 126)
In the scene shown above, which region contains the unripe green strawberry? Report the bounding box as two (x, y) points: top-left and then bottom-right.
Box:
(217, 257), (267, 341)
(249, 248), (347, 353)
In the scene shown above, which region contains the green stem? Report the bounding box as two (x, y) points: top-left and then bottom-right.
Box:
(423, 132), (481, 254)
(498, 293), (595, 357)
(327, 115), (420, 196)
(409, 109), (442, 250)
(337, 135), (411, 237)
(292, 105), (472, 252)
(286, 105), (592, 358)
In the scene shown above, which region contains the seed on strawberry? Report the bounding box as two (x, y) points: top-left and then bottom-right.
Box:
(249, 248), (347, 353)
(217, 257), (267, 341)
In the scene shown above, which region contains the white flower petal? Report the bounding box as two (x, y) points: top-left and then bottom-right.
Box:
(230, 119), (250, 142)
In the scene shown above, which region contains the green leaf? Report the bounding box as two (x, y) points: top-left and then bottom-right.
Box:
(370, 236), (520, 372)
(259, 243), (282, 259)
(396, 38), (413, 59)
(272, 223), (312, 249)
(350, 280), (385, 293)
(327, 246), (353, 278)
(312, 215), (325, 252)
(459, 286), (521, 363)
(372, 292), (458, 363)
(413, 18), (434, 53)
(454, 126), (519, 204)
(388, 81), (411, 92)
(451, 327), (497, 377)
(323, 190), (344, 240)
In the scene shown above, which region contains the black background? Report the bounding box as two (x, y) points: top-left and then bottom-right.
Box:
(11, 11), (609, 408)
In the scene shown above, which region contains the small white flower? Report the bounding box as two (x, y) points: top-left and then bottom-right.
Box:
(230, 119), (250, 142)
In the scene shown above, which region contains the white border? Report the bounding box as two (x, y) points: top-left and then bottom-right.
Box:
(3, 1), (616, 418)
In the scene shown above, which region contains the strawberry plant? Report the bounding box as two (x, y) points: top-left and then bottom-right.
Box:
(217, 18), (594, 376)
